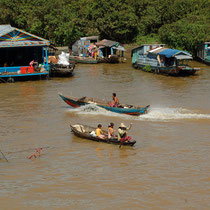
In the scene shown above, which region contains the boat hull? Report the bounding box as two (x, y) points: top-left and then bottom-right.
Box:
(0, 72), (49, 83)
(59, 94), (150, 116)
(71, 124), (136, 146)
(133, 63), (199, 76)
(98, 55), (120, 64)
(50, 64), (75, 77)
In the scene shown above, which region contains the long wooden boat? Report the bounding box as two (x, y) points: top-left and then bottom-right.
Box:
(59, 94), (150, 116)
(50, 63), (75, 77)
(71, 124), (136, 146)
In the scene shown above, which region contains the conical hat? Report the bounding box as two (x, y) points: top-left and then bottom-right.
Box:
(120, 123), (126, 128)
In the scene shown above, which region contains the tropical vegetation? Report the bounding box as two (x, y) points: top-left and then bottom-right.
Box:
(0, 0), (209, 54)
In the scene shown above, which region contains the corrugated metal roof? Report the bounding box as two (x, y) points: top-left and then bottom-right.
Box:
(80, 36), (99, 41)
(112, 46), (126, 51)
(175, 55), (192, 60)
(149, 47), (167, 54)
(157, 49), (192, 58)
(132, 44), (165, 52)
(96, 39), (118, 47)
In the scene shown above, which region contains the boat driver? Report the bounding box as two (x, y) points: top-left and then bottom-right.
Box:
(110, 93), (119, 107)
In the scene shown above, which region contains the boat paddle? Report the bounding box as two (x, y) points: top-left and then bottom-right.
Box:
(119, 140), (123, 148)
(0, 150), (8, 162)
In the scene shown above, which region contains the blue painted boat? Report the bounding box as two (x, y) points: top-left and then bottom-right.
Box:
(131, 44), (200, 76)
(59, 94), (150, 116)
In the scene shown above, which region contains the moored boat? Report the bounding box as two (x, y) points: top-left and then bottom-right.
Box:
(71, 124), (136, 146)
(131, 44), (200, 76)
(50, 63), (75, 77)
(59, 94), (150, 116)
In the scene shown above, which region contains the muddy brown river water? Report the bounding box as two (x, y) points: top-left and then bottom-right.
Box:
(0, 59), (210, 209)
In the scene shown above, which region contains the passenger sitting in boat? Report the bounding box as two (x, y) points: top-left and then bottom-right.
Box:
(110, 93), (119, 107)
(95, 124), (105, 139)
(118, 123), (133, 142)
(108, 122), (115, 139)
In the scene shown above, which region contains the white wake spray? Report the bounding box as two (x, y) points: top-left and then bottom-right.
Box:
(66, 104), (210, 121)
(140, 107), (210, 121)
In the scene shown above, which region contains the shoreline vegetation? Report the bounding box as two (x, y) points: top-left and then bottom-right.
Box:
(0, 0), (209, 55)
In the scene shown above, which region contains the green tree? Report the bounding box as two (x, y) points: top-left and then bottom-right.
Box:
(91, 0), (138, 43)
(159, 7), (210, 54)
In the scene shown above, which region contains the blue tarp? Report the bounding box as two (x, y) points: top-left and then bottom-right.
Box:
(84, 44), (90, 48)
(158, 49), (191, 58)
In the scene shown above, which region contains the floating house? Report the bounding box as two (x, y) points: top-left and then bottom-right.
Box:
(131, 44), (200, 76)
(0, 25), (50, 82)
(71, 36), (99, 56)
(95, 39), (125, 63)
(197, 42), (210, 65)
(69, 37), (125, 64)
(69, 36), (99, 64)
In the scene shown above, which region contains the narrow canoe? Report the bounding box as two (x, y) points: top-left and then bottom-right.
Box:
(59, 94), (150, 116)
(71, 124), (136, 146)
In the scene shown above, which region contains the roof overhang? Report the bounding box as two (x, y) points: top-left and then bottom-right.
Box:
(95, 39), (119, 47)
(157, 49), (192, 58)
(80, 36), (99, 41)
(0, 41), (50, 48)
(175, 55), (192, 60)
(112, 46), (126, 51)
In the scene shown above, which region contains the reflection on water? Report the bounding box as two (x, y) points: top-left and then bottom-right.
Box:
(0, 61), (210, 209)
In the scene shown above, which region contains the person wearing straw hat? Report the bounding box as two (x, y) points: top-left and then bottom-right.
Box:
(118, 123), (133, 142)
